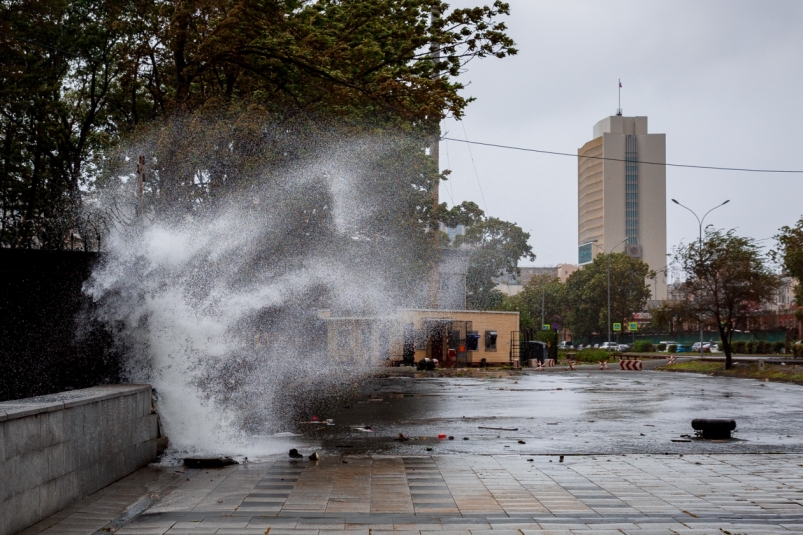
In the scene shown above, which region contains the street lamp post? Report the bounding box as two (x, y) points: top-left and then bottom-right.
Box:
(591, 238), (629, 345)
(653, 265), (669, 302)
(671, 199), (730, 359)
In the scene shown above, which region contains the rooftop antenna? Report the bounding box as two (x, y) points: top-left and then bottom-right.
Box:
(617, 79), (623, 116)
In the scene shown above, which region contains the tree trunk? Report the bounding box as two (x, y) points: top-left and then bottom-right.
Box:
(718, 324), (733, 370)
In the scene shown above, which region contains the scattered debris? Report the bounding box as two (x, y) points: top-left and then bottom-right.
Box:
(438, 434), (447, 439)
(395, 433), (409, 442)
(559, 455), (564, 462)
(672, 439), (692, 443)
(448, 436), (455, 440)
(289, 449), (303, 459)
(426, 447), (433, 451)
(527, 458), (533, 462)
(463, 437), (469, 440)
(518, 440), (526, 444)
(309, 452), (320, 461)
(183, 457), (238, 469)
(478, 426), (518, 431)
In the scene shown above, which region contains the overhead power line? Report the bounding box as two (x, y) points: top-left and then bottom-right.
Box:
(442, 137), (803, 174)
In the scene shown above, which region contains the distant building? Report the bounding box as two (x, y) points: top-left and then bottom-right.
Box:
(494, 264), (579, 295)
(578, 115), (667, 300)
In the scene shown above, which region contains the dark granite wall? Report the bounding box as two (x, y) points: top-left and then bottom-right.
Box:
(0, 249), (119, 401)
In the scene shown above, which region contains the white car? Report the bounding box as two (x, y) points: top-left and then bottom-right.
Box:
(600, 342), (617, 350)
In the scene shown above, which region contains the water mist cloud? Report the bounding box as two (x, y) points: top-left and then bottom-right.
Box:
(84, 118), (436, 457)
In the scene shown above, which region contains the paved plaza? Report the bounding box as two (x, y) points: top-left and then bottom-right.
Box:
(21, 453), (803, 535)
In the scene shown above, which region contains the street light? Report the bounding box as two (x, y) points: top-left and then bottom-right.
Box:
(591, 237), (629, 345)
(671, 198), (730, 358)
(652, 265), (669, 303)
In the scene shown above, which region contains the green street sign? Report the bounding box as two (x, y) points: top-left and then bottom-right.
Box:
(542, 324), (550, 331)
(628, 322), (638, 332)
(613, 323), (622, 332)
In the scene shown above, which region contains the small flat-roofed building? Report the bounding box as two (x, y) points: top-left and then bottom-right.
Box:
(322, 308), (519, 367)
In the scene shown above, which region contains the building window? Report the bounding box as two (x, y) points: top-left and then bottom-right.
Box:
(625, 135), (639, 244)
(485, 330), (498, 351)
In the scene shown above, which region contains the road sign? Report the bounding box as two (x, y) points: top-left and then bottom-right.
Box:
(628, 322), (638, 332)
(542, 324), (550, 331)
(613, 323), (622, 332)
(551, 323), (559, 330)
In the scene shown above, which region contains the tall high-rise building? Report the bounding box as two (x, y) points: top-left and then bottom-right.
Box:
(577, 115), (667, 300)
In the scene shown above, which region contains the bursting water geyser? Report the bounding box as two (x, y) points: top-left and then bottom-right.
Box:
(84, 121), (444, 458)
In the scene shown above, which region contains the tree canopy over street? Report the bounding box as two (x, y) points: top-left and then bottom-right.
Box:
(0, 0), (516, 248)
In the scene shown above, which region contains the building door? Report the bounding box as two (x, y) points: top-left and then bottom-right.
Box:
(430, 328), (445, 362)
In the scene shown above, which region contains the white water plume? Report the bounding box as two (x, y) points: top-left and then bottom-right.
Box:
(84, 123), (436, 457)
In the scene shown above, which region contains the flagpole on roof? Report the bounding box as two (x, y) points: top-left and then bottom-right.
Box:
(617, 79), (622, 116)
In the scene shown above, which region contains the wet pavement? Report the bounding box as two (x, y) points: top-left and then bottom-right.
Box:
(19, 371), (803, 535)
(24, 454), (803, 534)
(304, 371), (803, 455)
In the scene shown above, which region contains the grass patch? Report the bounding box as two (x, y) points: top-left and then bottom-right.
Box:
(659, 361), (803, 385)
(564, 349), (622, 363)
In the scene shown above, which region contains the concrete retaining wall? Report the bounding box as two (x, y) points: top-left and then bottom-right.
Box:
(0, 385), (159, 535)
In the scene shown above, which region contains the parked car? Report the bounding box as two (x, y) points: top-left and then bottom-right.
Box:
(559, 341), (575, 350)
(691, 342), (712, 352)
(593, 343), (600, 349)
(616, 344), (631, 352)
(675, 344), (691, 353)
(710, 343), (721, 353)
(658, 341), (679, 351)
(576, 344), (584, 350)
(600, 342), (617, 350)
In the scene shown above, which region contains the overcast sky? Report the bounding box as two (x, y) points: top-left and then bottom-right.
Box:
(439, 0), (803, 268)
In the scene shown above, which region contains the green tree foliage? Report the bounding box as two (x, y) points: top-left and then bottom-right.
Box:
(648, 300), (692, 334)
(773, 216), (803, 308)
(564, 253), (653, 337)
(1, 0), (516, 247)
(0, 0), (129, 247)
(503, 274), (566, 332)
(674, 228), (781, 369)
(454, 216), (535, 310)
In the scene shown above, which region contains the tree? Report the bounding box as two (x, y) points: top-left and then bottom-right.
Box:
(453, 216), (535, 310)
(504, 274), (566, 332)
(674, 228), (781, 369)
(564, 253), (653, 338)
(1, 0), (517, 247)
(648, 300), (692, 335)
(774, 216), (803, 308)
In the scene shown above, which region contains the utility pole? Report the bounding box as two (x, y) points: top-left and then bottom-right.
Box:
(136, 154), (146, 217)
(541, 283), (545, 329)
(592, 238), (628, 345)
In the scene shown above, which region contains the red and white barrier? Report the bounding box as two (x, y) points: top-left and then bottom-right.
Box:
(565, 360), (577, 371)
(529, 359), (555, 370)
(667, 355), (677, 365)
(619, 360), (643, 370)
(598, 360), (610, 370)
